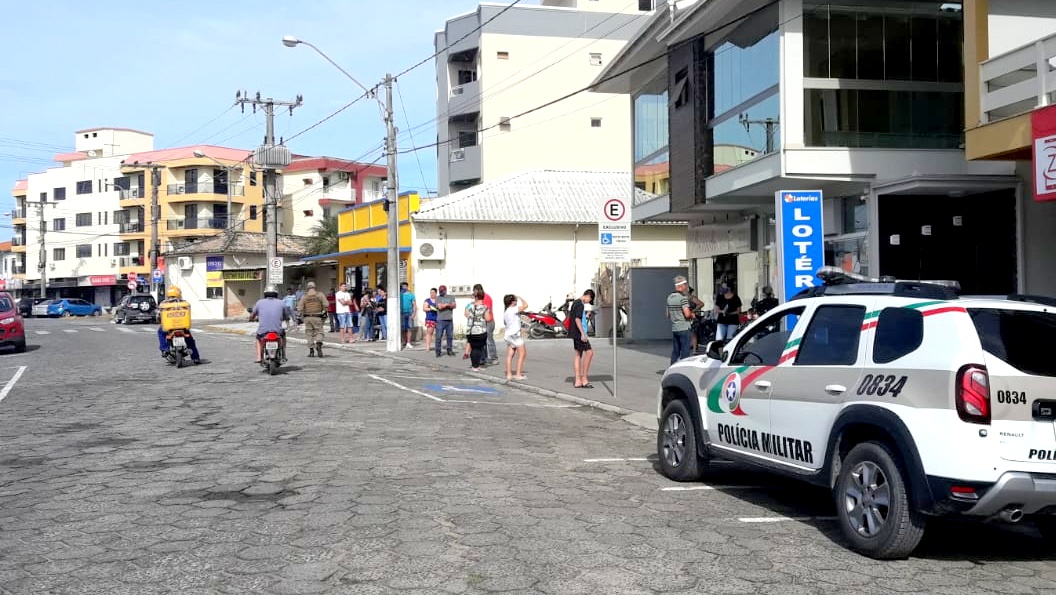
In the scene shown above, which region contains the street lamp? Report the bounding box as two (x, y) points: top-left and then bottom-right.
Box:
(193, 150), (240, 232)
(283, 35), (402, 354)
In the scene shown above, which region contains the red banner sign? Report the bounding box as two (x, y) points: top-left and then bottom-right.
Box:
(1032, 105), (1056, 201)
(89, 275), (116, 286)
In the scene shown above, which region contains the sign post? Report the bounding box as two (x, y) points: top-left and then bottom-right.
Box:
(267, 257), (284, 287)
(599, 196), (632, 399)
(775, 190), (824, 326)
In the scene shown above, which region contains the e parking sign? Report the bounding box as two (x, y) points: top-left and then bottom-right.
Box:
(775, 190), (824, 304)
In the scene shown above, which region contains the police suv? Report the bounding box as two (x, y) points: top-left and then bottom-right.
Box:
(656, 268), (1056, 559)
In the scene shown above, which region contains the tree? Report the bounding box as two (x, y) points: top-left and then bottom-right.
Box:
(306, 216), (338, 256)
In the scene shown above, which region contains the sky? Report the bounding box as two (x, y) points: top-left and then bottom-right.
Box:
(0, 0), (487, 214)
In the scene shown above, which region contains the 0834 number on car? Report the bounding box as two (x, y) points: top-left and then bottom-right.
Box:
(856, 374), (908, 398)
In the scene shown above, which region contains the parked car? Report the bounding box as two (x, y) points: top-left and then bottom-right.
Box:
(31, 299), (56, 317)
(112, 294), (158, 324)
(46, 298), (102, 318)
(0, 292), (26, 353)
(18, 297), (49, 318)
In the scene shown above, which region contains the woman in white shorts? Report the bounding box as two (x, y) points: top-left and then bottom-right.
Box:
(503, 294), (528, 380)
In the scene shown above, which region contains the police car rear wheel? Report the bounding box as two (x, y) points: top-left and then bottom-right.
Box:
(658, 400), (701, 482)
(836, 441), (925, 559)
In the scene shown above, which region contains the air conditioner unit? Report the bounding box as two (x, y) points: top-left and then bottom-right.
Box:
(452, 86), (464, 96)
(177, 256), (194, 270)
(176, 186), (186, 194)
(130, 188), (140, 198)
(337, 171), (350, 181)
(414, 239), (445, 261)
(450, 149), (465, 162)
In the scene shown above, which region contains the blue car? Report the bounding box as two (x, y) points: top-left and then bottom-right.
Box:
(47, 298), (102, 318)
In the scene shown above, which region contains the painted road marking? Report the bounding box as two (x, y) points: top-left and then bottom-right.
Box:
(424, 384), (500, 395)
(737, 516), (838, 523)
(34, 331), (50, 335)
(0, 366), (27, 403)
(88, 327), (105, 332)
(369, 374), (445, 402)
(443, 399), (579, 408)
(62, 329), (78, 334)
(583, 458), (650, 463)
(661, 485), (763, 492)
(118, 328), (137, 334)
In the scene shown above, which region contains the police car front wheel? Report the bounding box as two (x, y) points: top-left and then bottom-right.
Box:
(657, 400), (702, 482)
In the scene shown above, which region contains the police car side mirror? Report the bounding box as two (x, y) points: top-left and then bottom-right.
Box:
(705, 340), (725, 361)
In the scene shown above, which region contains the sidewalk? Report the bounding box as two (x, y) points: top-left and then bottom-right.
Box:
(201, 321), (673, 429)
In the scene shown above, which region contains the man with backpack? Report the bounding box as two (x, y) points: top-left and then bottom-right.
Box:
(296, 282), (330, 357)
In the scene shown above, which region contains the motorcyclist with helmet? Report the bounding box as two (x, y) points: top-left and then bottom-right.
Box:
(249, 286), (294, 363)
(157, 286), (201, 364)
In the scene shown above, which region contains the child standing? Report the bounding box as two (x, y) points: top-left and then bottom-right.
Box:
(503, 294), (528, 380)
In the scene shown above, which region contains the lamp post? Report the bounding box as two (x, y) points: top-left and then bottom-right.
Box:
(192, 150), (240, 232)
(283, 35), (402, 353)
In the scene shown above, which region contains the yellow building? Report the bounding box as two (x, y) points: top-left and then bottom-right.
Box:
(118, 145), (266, 280)
(304, 192), (418, 296)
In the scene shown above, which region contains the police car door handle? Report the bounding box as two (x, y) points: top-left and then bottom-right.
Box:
(754, 381), (772, 391)
(825, 384), (847, 395)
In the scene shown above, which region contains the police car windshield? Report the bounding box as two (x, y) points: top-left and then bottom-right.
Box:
(969, 308), (1056, 377)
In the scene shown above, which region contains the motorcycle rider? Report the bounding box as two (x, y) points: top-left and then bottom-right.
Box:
(296, 281), (329, 358)
(250, 286), (294, 363)
(157, 287), (201, 364)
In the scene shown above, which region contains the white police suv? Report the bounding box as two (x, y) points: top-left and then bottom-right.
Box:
(656, 268), (1056, 559)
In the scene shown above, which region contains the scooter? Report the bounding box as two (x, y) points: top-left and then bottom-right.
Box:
(259, 331), (286, 375)
(524, 310), (566, 339)
(164, 329), (196, 368)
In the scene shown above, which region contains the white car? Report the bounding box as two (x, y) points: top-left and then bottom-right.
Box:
(656, 268), (1056, 559)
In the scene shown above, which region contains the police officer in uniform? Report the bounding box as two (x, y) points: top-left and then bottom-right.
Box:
(296, 281), (330, 357)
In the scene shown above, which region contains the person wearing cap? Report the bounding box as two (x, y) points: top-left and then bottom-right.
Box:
(666, 276), (695, 364)
(434, 285), (457, 357)
(296, 281), (329, 357)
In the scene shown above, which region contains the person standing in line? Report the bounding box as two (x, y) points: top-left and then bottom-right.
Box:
(296, 281), (329, 358)
(326, 288), (338, 333)
(375, 288), (388, 341)
(359, 289), (375, 341)
(423, 288), (438, 351)
(503, 294), (528, 381)
(474, 283), (498, 364)
(570, 289), (595, 389)
(434, 285), (456, 356)
(714, 284), (742, 342)
(687, 286), (707, 353)
(666, 276), (695, 364)
(464, 287), (493, 371)
(334, 283), (354, 344)
(400, 281), (417, 349)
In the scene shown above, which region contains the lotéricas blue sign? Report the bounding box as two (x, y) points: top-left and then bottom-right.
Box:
(776, 190), (824, 302)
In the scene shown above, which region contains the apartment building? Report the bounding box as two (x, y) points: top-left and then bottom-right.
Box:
(963, 0), (1056, 295)
(434, 0), (655, 196)
(278, 156), (387, 237)
(596, 0), (1017, 305)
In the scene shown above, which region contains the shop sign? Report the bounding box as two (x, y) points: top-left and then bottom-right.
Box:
(88, 275), (116, 287)
(775, 190), (824, 304)
(1032, 104), (1056, 202)
(222, 270), (262, 281)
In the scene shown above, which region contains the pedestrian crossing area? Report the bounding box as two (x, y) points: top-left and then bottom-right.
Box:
(29, 326), (226, 337)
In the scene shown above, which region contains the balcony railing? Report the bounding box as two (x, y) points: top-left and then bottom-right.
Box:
(117, 256), (143, 267)
(13, 264), (25, 275)
(116, 187), (145, 199)
(10, 208), (24, 219)
(166, 182), (246, 196)
(119, 222), (144, 233)
(980, 32), (1056, 123)
(12, 236), (25, 246)
(165, 217), (228, 231)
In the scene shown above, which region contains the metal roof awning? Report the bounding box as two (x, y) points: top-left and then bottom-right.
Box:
(301, 247), (411, 262)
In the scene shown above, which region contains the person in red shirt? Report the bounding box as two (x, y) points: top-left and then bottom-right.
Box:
(326, 288), (338, 332)
(473, 283), (498, 364)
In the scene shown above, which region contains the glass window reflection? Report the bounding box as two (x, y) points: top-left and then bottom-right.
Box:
(710, 93), (780, 172)
(713, 29), (779, 116)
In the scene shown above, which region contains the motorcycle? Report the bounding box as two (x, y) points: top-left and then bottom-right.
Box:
(523, 309), (566, 339)
(164, 329), (196, 368)
(259, 331), (286, 375)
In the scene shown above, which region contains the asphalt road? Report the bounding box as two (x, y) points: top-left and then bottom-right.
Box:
(1, 317), (1055, 594)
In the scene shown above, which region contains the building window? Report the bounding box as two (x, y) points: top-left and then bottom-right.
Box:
(75, 213), (92, 227)
(589, 53), (603, 66)
(842, 196), (868, 233)
(249, 171), (257, 186)
(805, 89), (962, 149)
(591, 118), (602, 128)
(75, 244), (91, 259)
(39, 192), (47, 202)
(497, 51), (509, 60)
(638, 0), (654, 9)
(249, 205), (258, 220)
(52, 218), (65, 231)
(76, 181), (92, 195)
(114, 243), (131, 256)
(54, 187), (66, 200)
(457, 131), (477, 148)
(457, 70), (477, 85)
(322, 176), (331, 190)
(206, 287), (223, 299)
(53, 248), (65, 261)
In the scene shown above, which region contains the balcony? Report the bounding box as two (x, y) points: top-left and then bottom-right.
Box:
(449, 79), (480, 117)
(118, 187), (147, 204)
(13, 263), (25, 275)
(448, 143), (482, 183)
(119, 221), (144, 234)
(165, 217), (228, 232)
(980, 33), (1056, 124)
(10, 208), (25, 222)
(117, 256), (144, 267)
(12, 236), (25, 246)
(165, 182), (246, 202)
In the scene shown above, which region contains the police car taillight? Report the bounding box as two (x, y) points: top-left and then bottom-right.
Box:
(956, 364), (990, 425)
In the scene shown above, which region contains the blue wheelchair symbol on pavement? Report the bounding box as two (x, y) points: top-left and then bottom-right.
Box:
(600, 233), (613, 245)
(424, 384), (500, 395)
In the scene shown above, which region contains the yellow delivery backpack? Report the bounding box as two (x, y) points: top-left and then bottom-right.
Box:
(159, 299), (192, 332)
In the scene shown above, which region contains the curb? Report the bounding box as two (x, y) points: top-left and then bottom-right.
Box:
(201, 325), (652, 428)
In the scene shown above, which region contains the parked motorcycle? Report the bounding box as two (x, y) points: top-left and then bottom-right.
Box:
(164, 329), (196, 368)
(259, 331), (286, 375)
(523, 310), (566, 339)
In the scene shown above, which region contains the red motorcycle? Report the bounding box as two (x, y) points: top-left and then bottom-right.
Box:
(523, 309), (566, 340)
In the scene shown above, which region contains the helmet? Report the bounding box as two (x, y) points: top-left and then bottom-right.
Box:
(166, 287), (182, 300)
(263, 285), (279, 299)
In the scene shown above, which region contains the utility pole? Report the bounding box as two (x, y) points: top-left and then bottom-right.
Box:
(36, 201), (46, 298)
(383, 74), (401, 353)
(739, 114), (779, 154)
(236, 91), (301, 278)
(148, 165), (161, 300)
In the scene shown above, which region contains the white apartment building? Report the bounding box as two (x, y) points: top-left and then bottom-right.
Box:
(277, 157), (387, 237)
(434, 0), (656, 196)
(16, 128), (154, 305)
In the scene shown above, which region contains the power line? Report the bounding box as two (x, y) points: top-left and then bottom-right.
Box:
(395, 81), (430, 197)
(281, 91), (373, 146)
(392, 0), (524, 81)
(162, 104), (237, 149)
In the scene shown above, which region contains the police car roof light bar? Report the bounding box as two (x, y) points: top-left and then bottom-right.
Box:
(790, 267), (961, 301)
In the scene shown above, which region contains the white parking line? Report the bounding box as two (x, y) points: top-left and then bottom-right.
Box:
(34, 331), (50, 335)
(583, 458), (650, 463)
(444, 399), (580, 408)
(737, 516), (838, 523)
(661, 485), (763, 492)
(0, 366), (27, 403)
(118, 328), (137, 334)
(368, 374), (445, 402)
(62, 329), (78, 334)
(88, 327), (105, 332)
